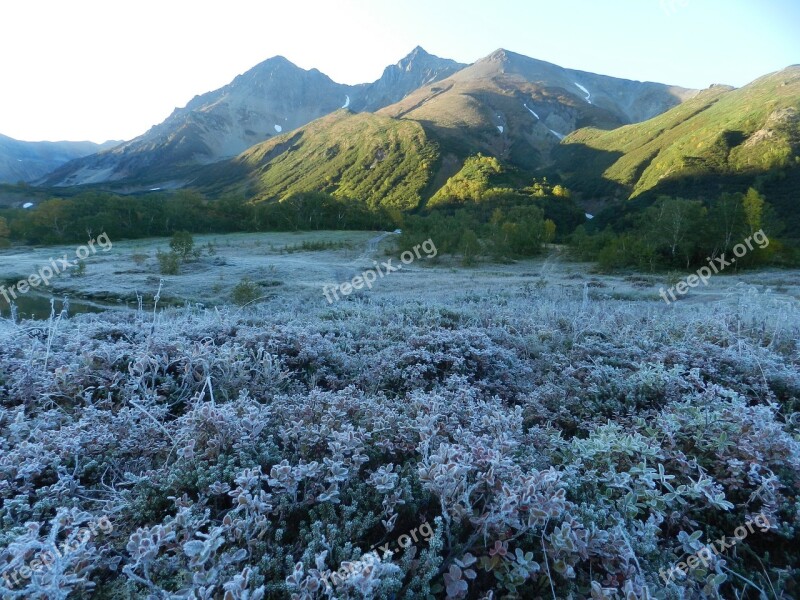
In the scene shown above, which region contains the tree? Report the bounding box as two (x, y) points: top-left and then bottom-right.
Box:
(645, 196), (707, 267)
(170, 231), (194, 259)
(552, 185), (570, 198)
(706, 192), (747, 258)
(742, 188), (766, 233)
(460, 229), (481, 266)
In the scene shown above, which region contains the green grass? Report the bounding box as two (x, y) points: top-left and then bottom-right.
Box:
(223, 111), (440, 211)
(556, 67), (800, 199)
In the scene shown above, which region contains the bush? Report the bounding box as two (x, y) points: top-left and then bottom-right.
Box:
(169, 231), (194, 259)
(230, 277), (262, 306)
(0, 282), (797, 599)
(71, 260), (87, 277)
(0, 216), (10, 247)
(156, 249), (180, 275)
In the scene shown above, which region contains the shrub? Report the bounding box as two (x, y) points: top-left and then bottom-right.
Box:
(230, 277), (262, 306)
(0, 283), (797, 599)
(71, 260), (87, 277)
(169, 230), (194, 259)
(156, 249), (180, 275)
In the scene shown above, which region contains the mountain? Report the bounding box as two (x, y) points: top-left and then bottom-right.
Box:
(0, 135), (116, 184)
(379, 49), (699, 170)
(43, 48), (465, 187)
(194, 49), (701, 210)
(552, 65), (800, 206)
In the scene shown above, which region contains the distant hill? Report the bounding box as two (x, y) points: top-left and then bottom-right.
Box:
(0, 135), (116, 184)
(42, 48), (465, 187)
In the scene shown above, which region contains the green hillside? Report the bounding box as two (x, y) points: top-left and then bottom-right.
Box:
(207, 110), (440, 211)
(555, 66), (800, 200)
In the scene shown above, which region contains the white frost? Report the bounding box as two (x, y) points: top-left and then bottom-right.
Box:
(523, 104), (540, 119)
(342, 95), (350, 109)
(274, 124), (283, 133)
(497, 126), (504, 133)
(574, 82), (592, 104)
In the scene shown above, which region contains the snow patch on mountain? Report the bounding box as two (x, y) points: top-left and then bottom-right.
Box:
(548, 128), (566, 140)
(342, 95), (350, 109)
(574, 82), (592, 104)
(523, 104), (540, 119)
(497, 126), (504, 133)
(274, 124), (283, 133)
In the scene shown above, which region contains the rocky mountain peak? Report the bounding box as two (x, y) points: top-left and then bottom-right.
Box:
(349, 48), (466, 112)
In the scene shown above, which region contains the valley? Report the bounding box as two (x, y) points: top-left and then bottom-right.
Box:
(2, 230), (798, 321)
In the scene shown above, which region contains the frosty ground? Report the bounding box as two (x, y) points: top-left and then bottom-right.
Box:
(1, 231), (798, 315)
(0, 231), (798, 599)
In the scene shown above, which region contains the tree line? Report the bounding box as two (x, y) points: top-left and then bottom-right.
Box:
(571, 189), (796, 270)
(0, 170), (795, 271)
(0, 191), (393, 245)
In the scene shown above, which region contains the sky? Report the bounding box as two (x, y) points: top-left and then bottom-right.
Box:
(0, 0), (798, 143)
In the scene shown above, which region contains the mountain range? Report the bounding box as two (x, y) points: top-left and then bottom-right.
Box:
(40, 47), (465, 187)
(38, 46), (699, 189)
(3, 47), (798, 230)
(0, 135), (117, 184)
(193, 49), (702, 209)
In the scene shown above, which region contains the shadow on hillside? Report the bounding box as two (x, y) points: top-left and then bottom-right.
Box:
(550, 140), (800, 243)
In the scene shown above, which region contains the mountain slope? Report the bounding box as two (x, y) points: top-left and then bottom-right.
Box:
(195, 50), (703, 210)
(43, 56), (356, 186)
(201, 110), (439, 210)
(43, 48), (463, 187)
(0, 135), (115, 184)
(554, 65), (800, 199)
(379, 49), (698, 170)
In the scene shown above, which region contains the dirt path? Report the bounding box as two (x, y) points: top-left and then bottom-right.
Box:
(332, 231), (399, 284)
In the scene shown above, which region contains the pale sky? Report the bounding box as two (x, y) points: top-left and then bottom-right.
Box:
(0, 0), (797, 143)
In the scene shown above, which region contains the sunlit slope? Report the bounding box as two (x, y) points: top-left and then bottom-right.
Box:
(556, 66), (800, 198)
(213, 110), (440, 210)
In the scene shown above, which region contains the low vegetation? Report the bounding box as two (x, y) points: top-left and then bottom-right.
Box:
(0, 280), (797, 598)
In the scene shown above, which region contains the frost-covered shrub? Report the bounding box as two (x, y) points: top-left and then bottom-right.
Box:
(0, 284), (798, 598)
